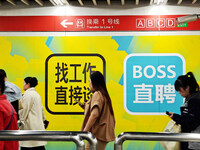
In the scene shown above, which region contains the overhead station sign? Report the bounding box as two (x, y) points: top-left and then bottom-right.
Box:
(124, 53), (185, 115)
(0, 15), (200, 31)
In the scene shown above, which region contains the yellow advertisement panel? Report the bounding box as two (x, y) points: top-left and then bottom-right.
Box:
(0, 35), (200, 150)
(46, 54), (105, 114)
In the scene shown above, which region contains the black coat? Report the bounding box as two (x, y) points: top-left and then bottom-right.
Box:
(173, 91), (200, 150)
(173, 91), (200, 132)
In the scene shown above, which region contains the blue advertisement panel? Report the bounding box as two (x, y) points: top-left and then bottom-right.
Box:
(124, 54), (185, 115)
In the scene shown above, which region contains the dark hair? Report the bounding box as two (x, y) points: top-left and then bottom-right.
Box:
(0, 69), (7, 78)
(24, 77), (38, 87)
(90, 71), (114, 116)
(0, 73), (5, 94)
(175, 72), (199, 94)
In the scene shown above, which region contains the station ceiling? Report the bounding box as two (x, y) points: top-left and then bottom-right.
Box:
(0, 0), (199, 8)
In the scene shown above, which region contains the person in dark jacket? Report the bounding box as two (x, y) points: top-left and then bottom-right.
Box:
(168, 72), (200, 150)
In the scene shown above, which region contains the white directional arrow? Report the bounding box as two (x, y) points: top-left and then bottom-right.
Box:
(60, 19), (74, 28)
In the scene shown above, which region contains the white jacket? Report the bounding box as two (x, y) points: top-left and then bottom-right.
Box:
(19, 87), (47, 147)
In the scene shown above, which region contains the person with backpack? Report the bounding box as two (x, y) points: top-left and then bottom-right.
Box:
(0, 73), (19, 150)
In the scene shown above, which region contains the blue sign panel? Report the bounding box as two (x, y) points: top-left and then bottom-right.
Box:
(124, 53), (185, 115)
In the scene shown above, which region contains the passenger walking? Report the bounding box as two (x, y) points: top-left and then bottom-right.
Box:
(0, 69), (22, 119)
(19, 77), (47, 150)
(167, 72), (200, 150)
(80, 71), (115, 150)
(0, 73), (19, 150)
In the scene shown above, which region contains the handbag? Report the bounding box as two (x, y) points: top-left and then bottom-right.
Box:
(159, 120), (181, 150)
(44, 120), (49, 129)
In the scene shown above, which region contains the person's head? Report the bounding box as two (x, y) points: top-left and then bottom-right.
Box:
(0, 69), (7, 80)
(90, 71), (106, 93)
(0, 73), (5, 95)
(175, 72), (199, 98)
(23, 77), (38, 91)
(90, 71), (114, 115)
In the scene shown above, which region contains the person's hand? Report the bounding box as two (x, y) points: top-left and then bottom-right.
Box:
(79, 102), (86, 109)
(168, 112), (174, 119)
(83, 127), (88, 132)
(17, 120), (22, 128)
